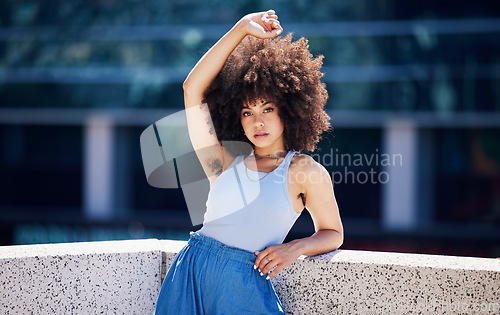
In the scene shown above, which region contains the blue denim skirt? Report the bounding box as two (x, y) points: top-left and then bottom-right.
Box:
(154, 231), (285, 314)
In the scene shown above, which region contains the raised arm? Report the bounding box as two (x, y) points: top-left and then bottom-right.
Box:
(183, 10), (282, 185)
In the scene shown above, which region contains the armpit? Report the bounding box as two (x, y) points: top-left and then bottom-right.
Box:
(299, 193), (306, 206)
(208, 158), (223, 177)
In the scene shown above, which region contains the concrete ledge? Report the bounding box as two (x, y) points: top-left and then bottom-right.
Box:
(0, 239), (162, 314)
(159, 240), (500, 314)
(274, 249), (500, 314)
(1, 239), (499, 314)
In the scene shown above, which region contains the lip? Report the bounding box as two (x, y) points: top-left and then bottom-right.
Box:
(253, 131), (269, 139)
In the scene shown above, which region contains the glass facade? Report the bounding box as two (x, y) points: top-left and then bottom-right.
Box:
(0, 0), (498, 257)
(434, 128), (500, 224)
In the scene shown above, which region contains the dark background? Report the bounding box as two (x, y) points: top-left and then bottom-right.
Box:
(0, 0), (498, 258)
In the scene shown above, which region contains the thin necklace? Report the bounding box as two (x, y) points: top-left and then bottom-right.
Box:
(250, 150), (287, 159)
(244, 154), (283, 182)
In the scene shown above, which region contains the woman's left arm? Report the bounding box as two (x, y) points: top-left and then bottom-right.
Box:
(291, 157), (344, 255)
(254, 156), (344, 279)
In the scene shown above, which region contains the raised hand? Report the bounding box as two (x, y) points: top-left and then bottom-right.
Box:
(240, 9), (283, 39)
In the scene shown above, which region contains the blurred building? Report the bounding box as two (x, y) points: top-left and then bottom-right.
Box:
(0, 0), (499, 257)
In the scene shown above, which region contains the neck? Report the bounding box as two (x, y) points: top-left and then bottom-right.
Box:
(253, 138), (286, 158)
(253, 148), (287, 158)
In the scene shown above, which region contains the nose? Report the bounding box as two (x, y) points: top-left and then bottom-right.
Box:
(253, 114), (264, 128)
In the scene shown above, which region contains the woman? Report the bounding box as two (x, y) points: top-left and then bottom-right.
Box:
(155, 9), (343, 314)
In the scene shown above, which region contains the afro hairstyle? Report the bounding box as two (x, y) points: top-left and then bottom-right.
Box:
(203, 33), (331, 155)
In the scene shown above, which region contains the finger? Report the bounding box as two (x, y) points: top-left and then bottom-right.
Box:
(260, 253), (279, 274)
(265, 18), (282, 33)
(260, 28), (282, 38)
(265, 16), (279, 23)
(260, 18), (271, 32)
(261, 258), (277, 275)
(266, 265), (283, 280)
(273, 24), (283, 36)
(253, 251), (260, 269)
(262, 19), (281, 35)
(253, 250), (267, 270)
(261, 16), (274, 32)
(262, 255), (273, 269)
(266, 17), (280, 25)
(260, 29), (281, 39)
(260, 255), (274, 273)
(261, 13), (278, 24)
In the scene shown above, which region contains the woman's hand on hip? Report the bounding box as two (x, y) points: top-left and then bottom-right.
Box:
(253, 240), (302, 280)
(240, 10), (282, 39)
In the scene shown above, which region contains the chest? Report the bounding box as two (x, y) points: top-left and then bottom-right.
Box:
(213, 154), (305, 214)
(248, 155), (305, 214)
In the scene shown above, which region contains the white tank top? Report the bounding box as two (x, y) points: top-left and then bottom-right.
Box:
(196, 151), (301, 252)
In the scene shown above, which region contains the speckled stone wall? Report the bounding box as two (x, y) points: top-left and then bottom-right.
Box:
(1, 239), (498, 314)
(159, 240), (499, 314)
(270, 250), (500, 314)
(0, 239), (162, 314)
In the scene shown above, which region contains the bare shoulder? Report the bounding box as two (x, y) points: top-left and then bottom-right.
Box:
(289, 153), (332, 189)
(290, 153), (329, 175)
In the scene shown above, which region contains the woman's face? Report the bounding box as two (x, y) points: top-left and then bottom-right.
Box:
(240, 97), (285, 151)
